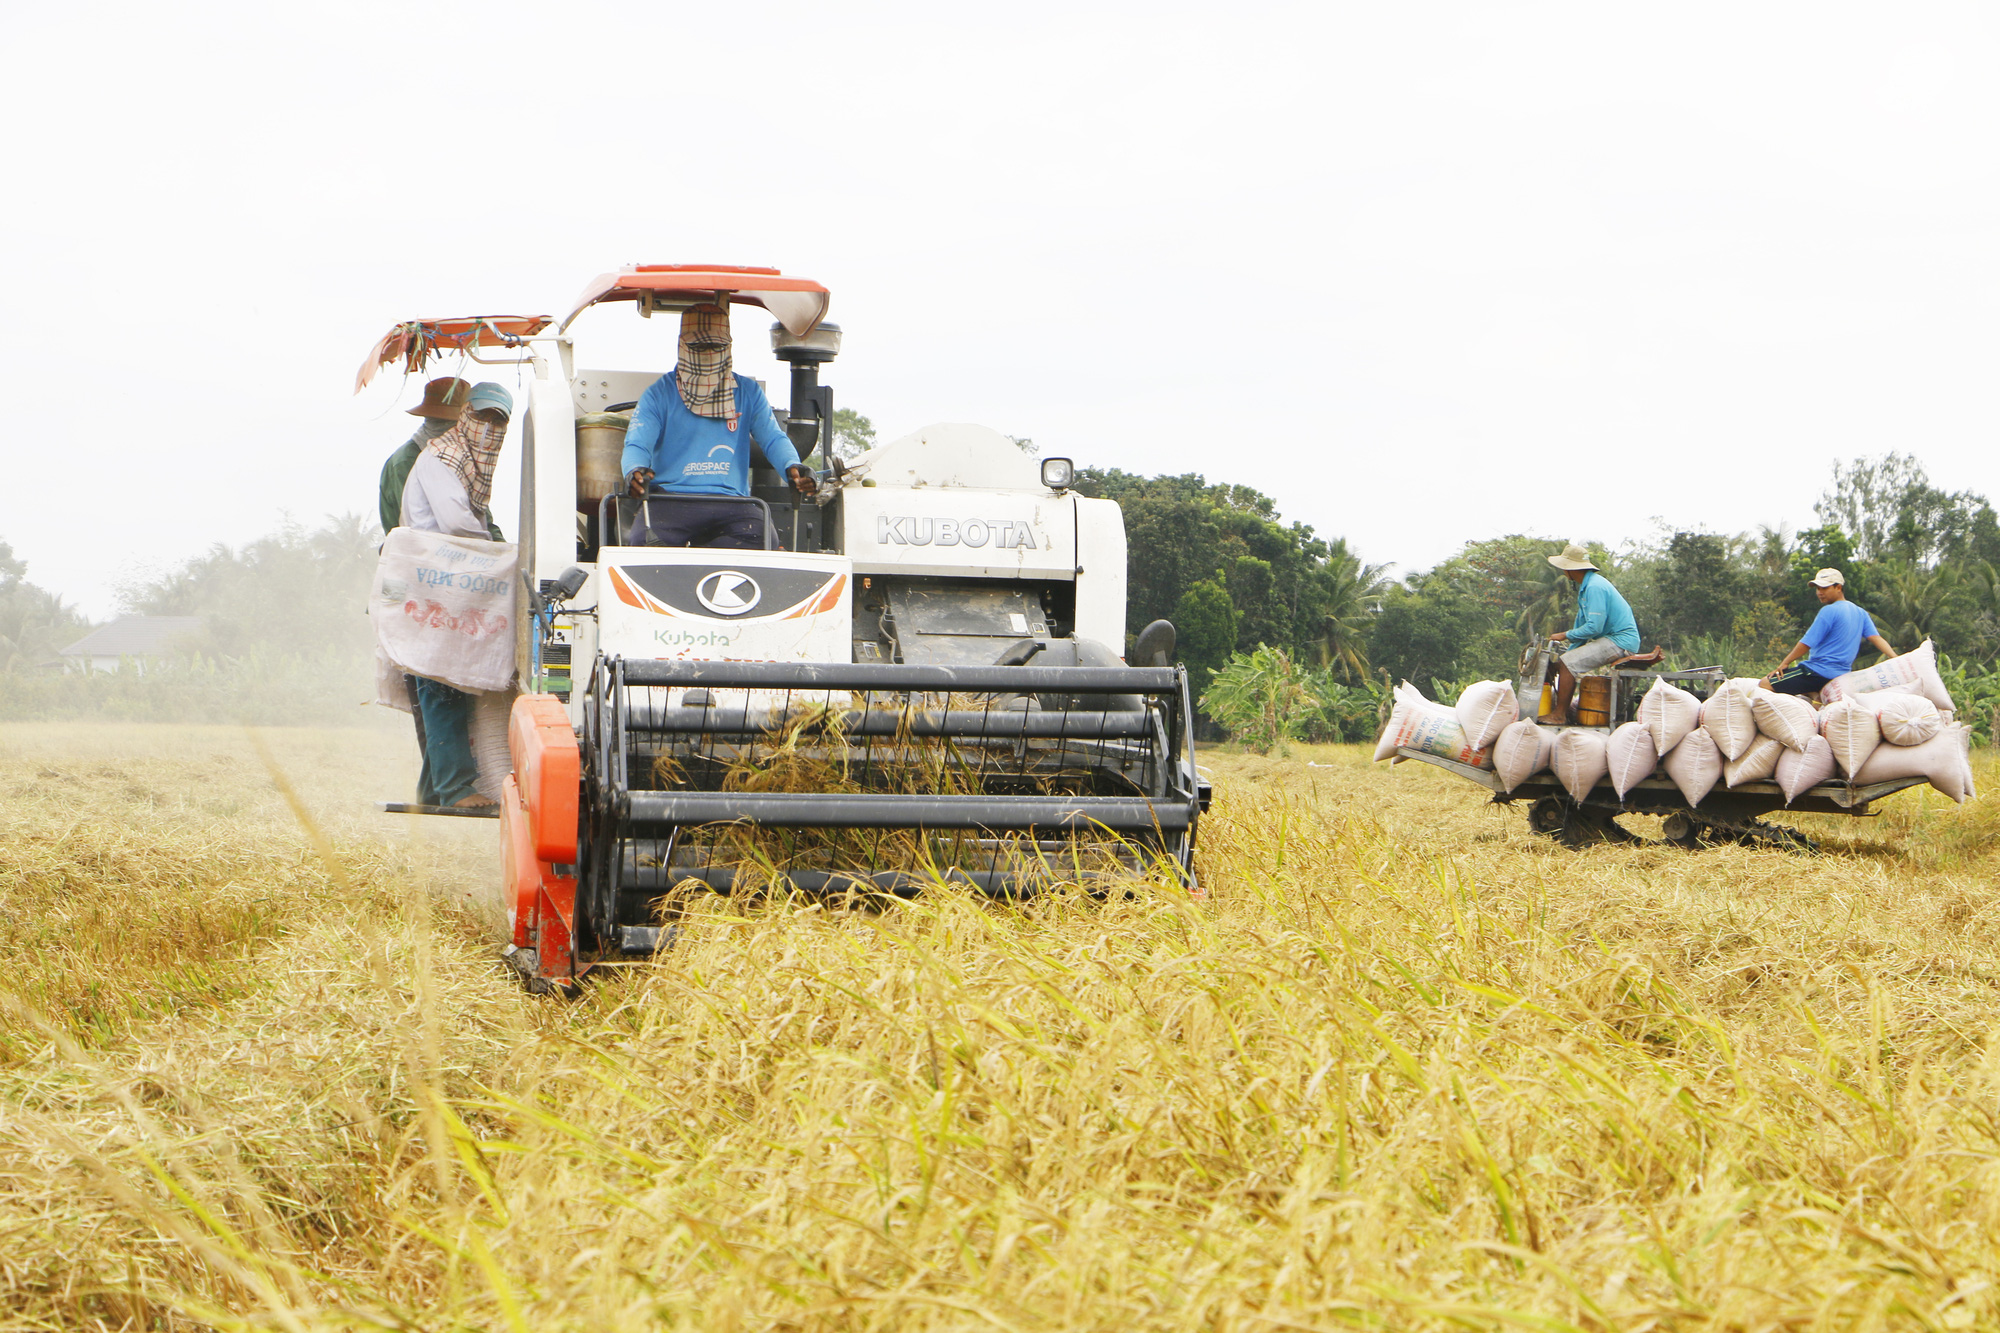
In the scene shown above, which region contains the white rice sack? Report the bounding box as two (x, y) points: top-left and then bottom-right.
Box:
(1455, 679), (1519, 751)
(1857, 689), (1944, 747)
(1851, 723), (1973, 803)
(1700, 679), (1762, 762)
(1551, 728), (1610, 802)
(1637, 677), (1700, 756)
(1822, 639), (1954, 713)
(1372, 682), (1419, 760)
(471, 688), (517, 801)
(1605, 722), (1658, 798)
(1492, 720), (1555, 792)
(1724, 733), (1784, 787)
(1662, 727), (1722, 806)
(1374, 682), (1493, 767)
(1775, 735), (1837, 804)
(375, 645), (414, 714)
(1749, 689), (1817, 753)
(1817, 698), (1881, 778)
(371, 529), (520, 693)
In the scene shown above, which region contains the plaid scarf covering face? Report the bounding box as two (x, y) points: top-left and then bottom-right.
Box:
(425, 411), (508, 519)
(676, 306), (737, 423)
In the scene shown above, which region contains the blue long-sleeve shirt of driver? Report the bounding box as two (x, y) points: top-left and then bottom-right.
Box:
(619, 372), (802, 496)
(1566, 571), (1641, 652)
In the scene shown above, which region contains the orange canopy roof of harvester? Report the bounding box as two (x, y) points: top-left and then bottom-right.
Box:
(353, 316), (553, 395)
(560, 263), (830, 335)
(353, 266), (829, 397)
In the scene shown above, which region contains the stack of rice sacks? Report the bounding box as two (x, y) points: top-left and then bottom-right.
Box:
(1457, 639), (1972, 806)
(1814, 640), (1974, 803)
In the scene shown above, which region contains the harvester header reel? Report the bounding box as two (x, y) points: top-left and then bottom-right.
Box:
(500, 655), (1203, 988)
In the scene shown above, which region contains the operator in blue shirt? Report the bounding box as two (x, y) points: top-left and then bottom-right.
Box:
(1543, 542), (1645, 725)
(620, 303), (817, 549)
(1761, 568), (1896, 695)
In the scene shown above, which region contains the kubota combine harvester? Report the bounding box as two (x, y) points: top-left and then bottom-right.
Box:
(360, 266), (1206, 990)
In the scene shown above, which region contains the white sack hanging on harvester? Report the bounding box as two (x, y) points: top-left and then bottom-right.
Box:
(372, 529), (518, 696)
(355, 266), (1208, 991)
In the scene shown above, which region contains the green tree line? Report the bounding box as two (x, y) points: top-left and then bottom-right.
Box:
(0, 518), (379, 725)
(10, 450), (1999, 739)
(0, 541), (90, 671)
(1077, 453), (2000, 745)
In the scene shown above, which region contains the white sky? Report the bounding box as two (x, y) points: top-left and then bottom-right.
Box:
(4, 2), (1997, 616)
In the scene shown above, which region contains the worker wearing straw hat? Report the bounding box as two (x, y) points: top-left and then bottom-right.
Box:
(1543, 542), (1640, 726)
(378, 377), (473, 538)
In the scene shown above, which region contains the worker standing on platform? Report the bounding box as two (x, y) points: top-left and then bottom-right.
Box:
(398, 381), (514, 810)
(378, 377), (470, 536)
(1543, 542), (1641, 726)
(620, 303), (818, 549)
(376, 376), (468, 806)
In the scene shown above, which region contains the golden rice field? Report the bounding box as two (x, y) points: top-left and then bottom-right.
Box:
(5, 720), (2000, 1331)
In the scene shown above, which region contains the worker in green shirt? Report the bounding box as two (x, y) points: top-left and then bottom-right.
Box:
(378, 378), (470, 535)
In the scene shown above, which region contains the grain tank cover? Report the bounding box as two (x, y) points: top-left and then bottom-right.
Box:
(838, 425), (1077, 581)
(843, 424), (1043, 491)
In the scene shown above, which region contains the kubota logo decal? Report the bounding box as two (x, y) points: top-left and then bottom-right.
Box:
(695, 571), (763, 616)
(654, 628), (737, 647)
(875, 516), (1038, 549)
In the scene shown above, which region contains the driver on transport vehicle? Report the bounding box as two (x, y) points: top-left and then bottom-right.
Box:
(1542, 542), (1642, 726)
(620, 303), (817, 550)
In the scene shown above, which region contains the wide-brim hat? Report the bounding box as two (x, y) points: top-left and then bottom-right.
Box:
(1547, 542), (1598, 572)
(408, 377), (473, 419)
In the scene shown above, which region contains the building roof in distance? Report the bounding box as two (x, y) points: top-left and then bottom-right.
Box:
(59, 616), (205, 658)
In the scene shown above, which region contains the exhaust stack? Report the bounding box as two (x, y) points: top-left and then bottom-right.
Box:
(771, 321), (841, 465)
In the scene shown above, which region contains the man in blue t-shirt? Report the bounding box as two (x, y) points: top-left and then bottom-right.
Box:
(1762, 568), (1896, 695)
(620, 304), (817, 549)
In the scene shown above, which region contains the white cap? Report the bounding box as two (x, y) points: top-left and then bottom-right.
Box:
(1810, 568), (1845, 588)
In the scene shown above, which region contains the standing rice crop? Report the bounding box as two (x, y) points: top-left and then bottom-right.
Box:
(4, 724), (2000, 1329)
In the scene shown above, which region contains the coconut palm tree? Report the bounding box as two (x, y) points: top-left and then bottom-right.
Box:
(1514, 557), (1573, 646)
(1872, 560), (1960, 648)
(0, 582), (86, 671)
(1317, 539), (1392, 683)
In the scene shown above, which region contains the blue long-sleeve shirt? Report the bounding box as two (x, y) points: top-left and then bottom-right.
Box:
(619, 372), (802, 497)
(1566, 571), (1641, 652)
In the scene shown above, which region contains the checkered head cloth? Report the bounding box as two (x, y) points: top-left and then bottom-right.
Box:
(676, 306), (737, 423)
(426, 411), (508, 519)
